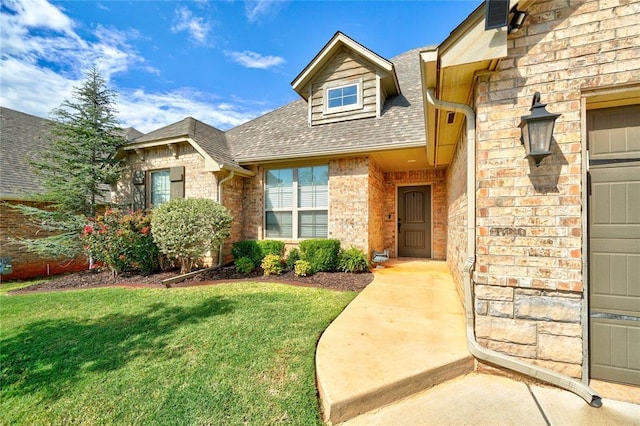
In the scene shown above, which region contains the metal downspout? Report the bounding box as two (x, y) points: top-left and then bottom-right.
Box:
(425, 88), (602, 408)
(216, 170), (235, 267)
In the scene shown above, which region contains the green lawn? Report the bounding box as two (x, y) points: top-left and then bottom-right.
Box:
(1, 282), (356, 425)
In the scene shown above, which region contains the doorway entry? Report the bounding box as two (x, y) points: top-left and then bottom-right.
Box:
(397, 185), (432, 258)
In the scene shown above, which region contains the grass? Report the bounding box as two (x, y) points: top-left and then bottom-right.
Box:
(1, 282), (356, 425)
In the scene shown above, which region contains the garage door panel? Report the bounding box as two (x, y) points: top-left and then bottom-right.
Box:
(591, 319), (640, 385)
(589, 104), (640, 386)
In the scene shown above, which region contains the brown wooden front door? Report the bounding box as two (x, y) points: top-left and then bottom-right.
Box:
(397, 185), (432, 258)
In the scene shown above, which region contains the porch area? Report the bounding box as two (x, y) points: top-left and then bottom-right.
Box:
(315, 258), (473, 423)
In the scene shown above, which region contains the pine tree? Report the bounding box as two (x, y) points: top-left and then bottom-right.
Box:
(17, 66), (126, 259)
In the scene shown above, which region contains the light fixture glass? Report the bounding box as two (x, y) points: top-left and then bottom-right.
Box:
(519, 92), (561, 167)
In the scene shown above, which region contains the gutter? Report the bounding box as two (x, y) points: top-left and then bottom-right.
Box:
(425, 88), (602, 408)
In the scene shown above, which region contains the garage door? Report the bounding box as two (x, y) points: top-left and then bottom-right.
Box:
(588, 104), (640, 386)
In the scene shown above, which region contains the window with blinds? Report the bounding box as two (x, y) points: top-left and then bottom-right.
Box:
(265, 165), (328, 239)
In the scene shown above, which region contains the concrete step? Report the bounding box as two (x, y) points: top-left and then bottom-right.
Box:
(315, 260), (473, 424)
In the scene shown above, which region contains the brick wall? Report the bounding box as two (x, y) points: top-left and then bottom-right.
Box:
(242, 165), (264, 241)
(0, 200), (87, 280)
(329, 157), (370, 252)
(446, 132), (468, 301)
(221, 173), (245, 263)
(470, 0), (640, 377)
(114, 143), (218, 208)
(368, 158), (385, 255)
(383, 169), (447, 259)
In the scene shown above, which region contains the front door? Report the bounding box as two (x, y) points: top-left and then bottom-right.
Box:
(588, 105), (640, 386)
(397, 185), (431, 258)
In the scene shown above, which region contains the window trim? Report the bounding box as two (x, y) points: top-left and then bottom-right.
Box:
(323, 80), (363, 115)
(263, 165), (329, 240)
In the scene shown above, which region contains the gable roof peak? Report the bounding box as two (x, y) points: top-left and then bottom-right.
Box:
(291, 31), (400, 101)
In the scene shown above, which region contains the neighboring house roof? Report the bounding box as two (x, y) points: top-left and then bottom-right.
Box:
(123, 127), (145, 141)
(0, 106), (142, 199)
(227, 46), (429, 163)
(0, 107), (52, 199)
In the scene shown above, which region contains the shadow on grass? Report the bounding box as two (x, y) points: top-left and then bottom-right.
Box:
(0, 297), (233, 400)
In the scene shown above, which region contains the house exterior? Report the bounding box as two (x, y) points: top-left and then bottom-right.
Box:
(115, 0), (639, 391)
(0, 107), (143, 280)
(0, 108), (83, 279)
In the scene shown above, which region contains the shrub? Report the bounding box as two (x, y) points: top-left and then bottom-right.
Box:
(261, 254), (283, 276)
(151, 198), (232, 274)
(299, 239), (341, 272)
(235, 256), (255, 274)
(294, 260), (313, 277)
(232, 240), (262, 266)
(257, 240), (286, 258)
(82, 209), (160, 275)
(338, 247), (370, 273)
(285, 248), (300, 271)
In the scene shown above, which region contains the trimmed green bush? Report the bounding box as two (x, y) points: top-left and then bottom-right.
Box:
(235, 256), (255, 274)
(294, 260), (313, 277)
(285, 248), (300, 271)
(338, 247), (370, 273)
(261, 254), (283, 276)
(232, 240), (262, 266)
(151, 198), (232, 274)
(299, 239), (341, 272)
(257, 240), (286, 258)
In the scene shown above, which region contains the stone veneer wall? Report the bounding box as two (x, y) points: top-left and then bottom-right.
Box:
(446, 131), (468, 302)
(383, 169), (447, 259)
(472, 0), (640, 378)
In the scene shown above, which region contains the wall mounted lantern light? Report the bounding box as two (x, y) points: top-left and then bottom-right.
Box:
(519, 92), (561, 167)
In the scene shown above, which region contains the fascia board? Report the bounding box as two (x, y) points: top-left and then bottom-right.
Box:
(420, 49), (439, 167)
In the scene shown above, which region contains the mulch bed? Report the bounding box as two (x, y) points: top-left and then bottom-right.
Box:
(9, 265), (374, 294)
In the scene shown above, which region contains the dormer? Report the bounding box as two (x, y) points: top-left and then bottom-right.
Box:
(291, 32), (401, 126)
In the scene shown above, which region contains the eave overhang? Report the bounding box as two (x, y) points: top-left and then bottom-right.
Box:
(421, 0), (526, 167)
(118, 137), (254, 177)
(291, 31), (401, 101)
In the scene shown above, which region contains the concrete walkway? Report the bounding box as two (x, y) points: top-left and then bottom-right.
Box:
(316, 259), (474, 423)
(315, 259), (640, 425)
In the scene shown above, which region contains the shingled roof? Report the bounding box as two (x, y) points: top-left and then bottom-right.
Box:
(0, 107), (53, 198)
(226, 46), (428, 163)
(1, 106), (142, 199)
(128, 44), (429, 168)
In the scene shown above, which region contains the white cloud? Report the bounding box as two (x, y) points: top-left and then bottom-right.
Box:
(171, 6), (210, 45)
(225, 50), (285, 69)
(244, 0), (288, 23)
(0, 0), (269, 135)
(118, 89), (263, 133)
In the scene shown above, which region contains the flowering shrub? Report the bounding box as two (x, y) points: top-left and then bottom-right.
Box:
(151, 198), (232, 274)
(82, 209), (160, 275)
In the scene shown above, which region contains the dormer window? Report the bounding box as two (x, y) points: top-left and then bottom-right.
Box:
(324, 80), (363, 114)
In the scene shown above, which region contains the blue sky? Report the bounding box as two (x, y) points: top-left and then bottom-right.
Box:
(1, 0), (481, 133)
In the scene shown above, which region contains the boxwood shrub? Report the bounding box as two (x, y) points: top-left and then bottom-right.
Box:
(232, 240), (262, 266)
(257, 240), (285, 258)
(299, 239), (341, 272)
